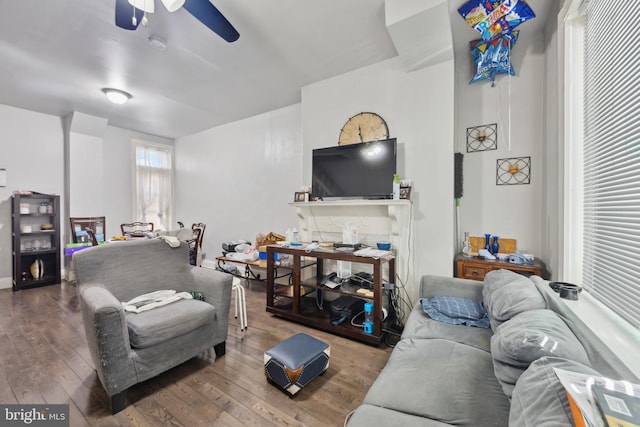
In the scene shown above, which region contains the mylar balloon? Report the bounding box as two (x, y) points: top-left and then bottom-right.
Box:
(459, 0), (535, 41)
(470, 31), (519, 84)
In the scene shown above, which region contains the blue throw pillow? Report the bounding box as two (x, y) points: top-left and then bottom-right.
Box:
(420, 296), (490, 328)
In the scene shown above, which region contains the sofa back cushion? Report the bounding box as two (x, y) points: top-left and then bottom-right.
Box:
(491, 309), (591, 397)
(482, 269), (546, 330)
(510, 356), (600, 426)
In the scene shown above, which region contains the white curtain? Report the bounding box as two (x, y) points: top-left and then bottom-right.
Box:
(135, 144), (173, 230)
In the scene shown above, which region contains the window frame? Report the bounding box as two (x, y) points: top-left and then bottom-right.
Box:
(132, 140), (175, 231)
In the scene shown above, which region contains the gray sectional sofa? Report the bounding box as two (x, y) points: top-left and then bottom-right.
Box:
(346, 269), (638, 426)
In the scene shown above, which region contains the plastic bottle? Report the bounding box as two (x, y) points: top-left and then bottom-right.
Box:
(363, 302), (374, 334)
(392, 174), (400, 200)
(462, 231), (472, 258)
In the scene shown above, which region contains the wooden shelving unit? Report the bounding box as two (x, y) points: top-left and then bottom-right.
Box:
(12, 193), (61, 291)
(266, 245), (395, 346)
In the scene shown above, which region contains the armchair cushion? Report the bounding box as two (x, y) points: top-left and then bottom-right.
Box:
(126, 299), (216, 348)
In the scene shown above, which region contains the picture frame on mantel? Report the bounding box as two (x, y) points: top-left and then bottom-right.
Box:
(294, 192), (307, 202)
(400, 186), (411, 200)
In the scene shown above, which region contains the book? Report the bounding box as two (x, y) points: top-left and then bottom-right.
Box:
(554, 368), (640, 427)
(592, 384), (640, 427)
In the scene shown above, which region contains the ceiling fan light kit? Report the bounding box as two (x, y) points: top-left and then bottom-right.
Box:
(102, 88), (132, 105)
(114, 0), (239, 43)
(128, 0), (154, 13)
(161, 0), (185, 12)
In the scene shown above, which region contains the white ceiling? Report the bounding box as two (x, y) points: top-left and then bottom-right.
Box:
(0, 0), (553, 139)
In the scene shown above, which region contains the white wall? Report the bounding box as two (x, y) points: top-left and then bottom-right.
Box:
(0, 105), (65, 288)
(0, 105), (173, 287)
(454, 33), (546, 260)
(69, 133), (104, 216)
(65, 113), (173, 241)
(301, 57), (455, 305)
(97, 126), (173, 238)
(174, 104), (302, 261)
(542, 2), (563, 280)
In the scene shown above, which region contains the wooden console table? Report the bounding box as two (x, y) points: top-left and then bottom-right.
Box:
(266, 245), (395, 345)
(455, 254), (547, 281)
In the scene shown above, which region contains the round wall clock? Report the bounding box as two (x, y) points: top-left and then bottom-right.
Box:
(338, 112), (389, 145)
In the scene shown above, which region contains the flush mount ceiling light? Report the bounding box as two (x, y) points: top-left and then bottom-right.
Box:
(102, 88), (132, 104)
(148, 35), (167, 51)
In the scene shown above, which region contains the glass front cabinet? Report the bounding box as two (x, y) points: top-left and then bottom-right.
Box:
(12, 193), (61, 290)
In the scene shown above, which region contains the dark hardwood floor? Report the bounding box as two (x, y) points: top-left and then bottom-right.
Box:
(0, 278), (393, 426)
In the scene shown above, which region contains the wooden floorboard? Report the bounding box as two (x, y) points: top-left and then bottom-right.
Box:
(0, 278), (393, 426)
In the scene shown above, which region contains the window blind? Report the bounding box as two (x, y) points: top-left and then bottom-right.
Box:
(582, 0), (640, 329)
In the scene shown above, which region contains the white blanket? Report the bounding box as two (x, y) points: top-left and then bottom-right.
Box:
(157, 235), (181, 248)
(225, 251), (259, 262)
(122, 290), (193, 313)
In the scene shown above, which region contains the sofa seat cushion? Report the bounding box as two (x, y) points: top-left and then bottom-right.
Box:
(363, 338), (510, 427)
(482, 269), (546, 330)
(127, 299), (215, 348)
(510, 357), (601, 426)
(491, 309), (591, 397)
(402, 303), (493, 353)
(348, 404), (455, 427)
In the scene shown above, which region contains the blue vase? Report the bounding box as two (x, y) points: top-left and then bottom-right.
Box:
(492, 236), (499, 255)
(484, 234), (491, 252)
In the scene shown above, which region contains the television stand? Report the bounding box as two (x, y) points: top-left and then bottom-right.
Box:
(265, 245), (395, 346)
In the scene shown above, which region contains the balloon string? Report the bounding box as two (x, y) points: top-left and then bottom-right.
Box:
(508, 36), (512, 152)
(495, 36), (512, 152)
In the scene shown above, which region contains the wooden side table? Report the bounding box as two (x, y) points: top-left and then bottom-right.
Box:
(455, 254), (547, 281)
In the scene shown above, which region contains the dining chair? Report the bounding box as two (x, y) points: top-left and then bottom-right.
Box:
(70, 217), (106, 244)
(85, 228), (99, 246)
(189, 222), (206, 266)
(120, 222), (154, 236)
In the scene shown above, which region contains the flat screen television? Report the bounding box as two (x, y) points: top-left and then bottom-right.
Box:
(312, 138), (397, 199)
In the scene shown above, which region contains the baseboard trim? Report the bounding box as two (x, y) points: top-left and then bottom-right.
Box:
(0, 277), (13, 290)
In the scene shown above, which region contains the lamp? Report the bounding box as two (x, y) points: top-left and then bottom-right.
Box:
(102, 88), (132, 105)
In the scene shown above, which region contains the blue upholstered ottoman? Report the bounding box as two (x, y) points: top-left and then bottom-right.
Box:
(264, 333), (330, 395)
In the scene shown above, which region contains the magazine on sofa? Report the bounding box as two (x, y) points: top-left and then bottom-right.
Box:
(554, 368), (640, 427)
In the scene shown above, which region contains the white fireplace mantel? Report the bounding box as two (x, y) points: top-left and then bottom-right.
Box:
(289, 199), (412, 248)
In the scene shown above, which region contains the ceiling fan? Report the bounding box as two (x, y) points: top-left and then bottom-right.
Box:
(115, 0), (239, 42)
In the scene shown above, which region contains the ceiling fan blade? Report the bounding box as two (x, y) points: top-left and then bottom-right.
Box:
(183, 0), (240, 42)
(115, 0), (143, 30)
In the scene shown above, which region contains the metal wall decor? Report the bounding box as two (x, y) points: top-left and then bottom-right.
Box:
(496, 156), (531, 185)
(466, 123), (497, 152)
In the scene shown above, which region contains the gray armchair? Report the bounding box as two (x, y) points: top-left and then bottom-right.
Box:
(73, 238), (232, 413)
